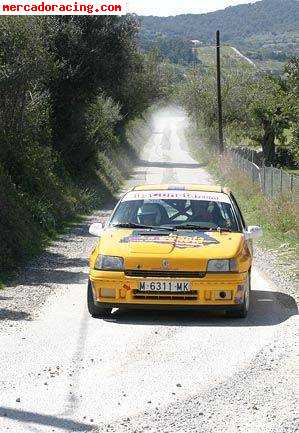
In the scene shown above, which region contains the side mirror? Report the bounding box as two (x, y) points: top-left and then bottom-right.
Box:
(245, 225), (263, 240)
(89, 223), (103, 237)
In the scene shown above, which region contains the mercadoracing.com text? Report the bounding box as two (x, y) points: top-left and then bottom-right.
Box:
(0, 0), (126, 15)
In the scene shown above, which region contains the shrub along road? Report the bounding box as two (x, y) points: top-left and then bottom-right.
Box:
(0, 108), (298, 433)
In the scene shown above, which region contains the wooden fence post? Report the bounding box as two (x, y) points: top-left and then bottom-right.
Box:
(290, 175), (294, 196)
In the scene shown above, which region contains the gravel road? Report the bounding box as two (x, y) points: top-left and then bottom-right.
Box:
(0, 107), (298, 433)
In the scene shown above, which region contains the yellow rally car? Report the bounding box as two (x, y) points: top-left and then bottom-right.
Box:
(88, 184), (262, 319)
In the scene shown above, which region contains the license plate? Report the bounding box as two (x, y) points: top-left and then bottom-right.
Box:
(139, 281), (190, 292)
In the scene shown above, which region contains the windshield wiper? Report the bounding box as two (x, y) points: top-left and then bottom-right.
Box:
(112, 223), (232, 233)
(112, 223), (176, 231)
(170, 224), (232, 232)
(171, 224), (213, 231)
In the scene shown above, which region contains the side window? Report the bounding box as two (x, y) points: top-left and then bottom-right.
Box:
(230, 194), (246, 230)
(218, 203), (238, 231)
(111, 201), (140, 224)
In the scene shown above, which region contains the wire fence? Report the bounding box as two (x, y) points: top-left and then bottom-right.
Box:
(227, 149), (299, 203)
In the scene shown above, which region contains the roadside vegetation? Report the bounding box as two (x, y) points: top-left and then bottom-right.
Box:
(0, 16), (164, 280)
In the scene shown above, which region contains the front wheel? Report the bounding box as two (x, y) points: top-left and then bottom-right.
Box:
(227, 272), (251, 319)
(87, 280), (111, 319)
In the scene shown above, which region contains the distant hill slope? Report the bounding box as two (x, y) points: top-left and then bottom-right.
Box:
(196, 45), (255, 69)
(139, 0), (299, 44)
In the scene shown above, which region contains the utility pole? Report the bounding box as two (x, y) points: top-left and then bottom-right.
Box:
(216, 30), (224, 153)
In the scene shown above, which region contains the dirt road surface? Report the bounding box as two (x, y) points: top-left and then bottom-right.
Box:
(0, 108), (298, 433)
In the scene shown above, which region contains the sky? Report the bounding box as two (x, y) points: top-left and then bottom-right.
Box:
(127, 0), (261, 16)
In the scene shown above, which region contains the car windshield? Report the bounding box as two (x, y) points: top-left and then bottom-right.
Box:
(110, 191), (239, 231)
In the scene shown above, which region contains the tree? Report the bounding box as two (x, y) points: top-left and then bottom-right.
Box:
(49, 15), (141, 175)
(247, 76), (291, 164)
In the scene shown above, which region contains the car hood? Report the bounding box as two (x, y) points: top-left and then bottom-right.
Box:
(96, 228), (246, 272)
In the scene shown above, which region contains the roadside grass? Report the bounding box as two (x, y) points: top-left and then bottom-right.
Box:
(189, 139), (298, 273)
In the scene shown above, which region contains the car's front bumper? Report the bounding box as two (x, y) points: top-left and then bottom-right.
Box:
(94, 302), (244, 313)
(89, 270), (248, 308)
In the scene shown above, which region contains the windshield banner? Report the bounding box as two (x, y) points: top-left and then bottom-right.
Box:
(123, 190), (231, 203)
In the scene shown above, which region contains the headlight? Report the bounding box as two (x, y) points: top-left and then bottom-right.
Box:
(207, 259), (238, 272)
(94, 255), (124, 271)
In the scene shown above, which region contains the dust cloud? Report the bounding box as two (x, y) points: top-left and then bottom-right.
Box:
(149, 105), (190, 135)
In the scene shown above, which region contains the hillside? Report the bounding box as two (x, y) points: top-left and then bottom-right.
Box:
(139, 0), (299, 65)
(139, 0), (298, 43)
(196, 45), (255, 69)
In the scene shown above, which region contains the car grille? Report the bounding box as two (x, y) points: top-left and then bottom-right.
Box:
(125, 270), (205, 278)
(133, 290), (198, 301)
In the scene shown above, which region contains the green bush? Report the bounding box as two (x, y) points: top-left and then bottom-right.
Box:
(0, 164), (43, 271)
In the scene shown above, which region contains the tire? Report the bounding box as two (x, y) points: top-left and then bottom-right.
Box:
(87, 280), (111, 319)
(227, 272), (251, 319)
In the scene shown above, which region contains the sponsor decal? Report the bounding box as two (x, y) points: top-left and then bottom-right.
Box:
(120, 230), (219, 249)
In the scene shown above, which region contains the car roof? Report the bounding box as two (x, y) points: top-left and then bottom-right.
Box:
(132, 184), (230, 194)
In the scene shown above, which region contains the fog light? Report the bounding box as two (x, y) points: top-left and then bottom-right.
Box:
(101, 288), (116, 298)
(215, 291), (232, 300)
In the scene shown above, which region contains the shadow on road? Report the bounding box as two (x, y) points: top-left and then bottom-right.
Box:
(106, 290), (298, 327)
(0, 308), (31, 321)
(0, 406), (93, 431)
(28, 269), (88, 286)
(138, 159), (203, 169)
(4, 267), (88, 288)
(0, 295), (13, 301)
